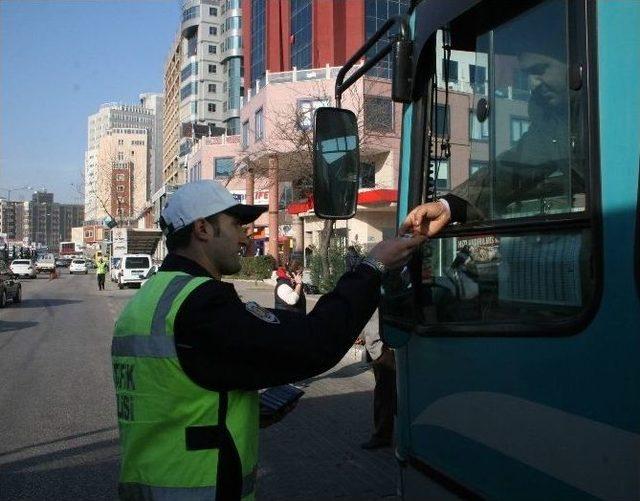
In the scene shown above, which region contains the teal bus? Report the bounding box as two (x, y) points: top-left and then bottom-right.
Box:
(313, 0), (639, 498)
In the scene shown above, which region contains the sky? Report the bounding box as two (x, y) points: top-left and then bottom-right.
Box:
(0, 0), (180, 204)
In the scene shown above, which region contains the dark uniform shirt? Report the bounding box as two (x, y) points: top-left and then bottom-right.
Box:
(161, 253), (381, 392)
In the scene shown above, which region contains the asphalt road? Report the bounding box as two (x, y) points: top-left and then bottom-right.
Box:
(0, 272), (397, 500)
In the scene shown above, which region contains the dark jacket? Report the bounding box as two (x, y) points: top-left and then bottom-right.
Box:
(274, 270), (306, 313)
(161, 253), (381, 392)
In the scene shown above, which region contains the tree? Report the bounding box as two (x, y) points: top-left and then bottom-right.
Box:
(233, 75), (400, 284)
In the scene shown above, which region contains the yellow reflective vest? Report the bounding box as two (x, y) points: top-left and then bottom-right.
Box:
(112, 271), (259, 500)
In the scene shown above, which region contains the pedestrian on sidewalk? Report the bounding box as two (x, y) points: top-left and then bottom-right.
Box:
(274, 260), (306, 313)
(96, 256), (107, 291)
(345, 245), (362, 272)
(111, 180), (425, 500)
(360, 328), (396, 450)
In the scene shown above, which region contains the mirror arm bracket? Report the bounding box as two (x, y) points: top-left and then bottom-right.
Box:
(335, 15), (411, 107)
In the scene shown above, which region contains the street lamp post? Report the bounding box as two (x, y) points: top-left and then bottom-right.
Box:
(0, 185), (33, 201)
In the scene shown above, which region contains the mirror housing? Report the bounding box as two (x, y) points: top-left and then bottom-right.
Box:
(312, 107), (361, 219)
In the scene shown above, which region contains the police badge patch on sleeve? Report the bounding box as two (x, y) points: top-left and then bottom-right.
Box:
(245, 302), (280, 324)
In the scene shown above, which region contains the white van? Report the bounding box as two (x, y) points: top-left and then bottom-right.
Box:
(117, 254), (153, 289)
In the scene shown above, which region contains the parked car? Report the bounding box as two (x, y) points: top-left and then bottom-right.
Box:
(117, 254), (153, 289)
(110, 257), (122, 282)
(0, 260), (22, 307)
(10, 259), (37, 279)
(69, 259), (88, 274)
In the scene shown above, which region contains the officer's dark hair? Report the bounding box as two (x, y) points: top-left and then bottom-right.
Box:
(165, 214), (220, 252)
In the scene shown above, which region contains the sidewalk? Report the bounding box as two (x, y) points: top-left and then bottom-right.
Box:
(228, 280), (398, 500)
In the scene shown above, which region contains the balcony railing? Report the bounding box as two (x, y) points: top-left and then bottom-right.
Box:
(242, 64), (363, 107)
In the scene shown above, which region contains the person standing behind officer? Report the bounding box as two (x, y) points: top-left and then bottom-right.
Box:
(96, 256), (108, 291)
(111, 180), (424, 501)
(274, 260), (306, 313)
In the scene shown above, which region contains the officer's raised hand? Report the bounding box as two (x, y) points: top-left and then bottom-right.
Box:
(366, 234), (428, 271)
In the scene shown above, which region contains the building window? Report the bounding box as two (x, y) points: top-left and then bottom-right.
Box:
(116, 174), (125, 181)
(181, 82), (198, 100)
(117, 152), (124, 161)
(208, 64), (217, 73)
(208, 44), (217, 54)
(214, 157), (234, 178)
(227, 118), (240, 135)
(254, 108), (264, 141)
(510, 116), (530, 144)
(117, 139), (123, 145)
(364, 96), (393, 132)
(225, 16), (242, 31)
(187, 34), (198, 57)
(431, 159), (450, 190)
(469, 64), (487, 94)
(297, 98), (330, 130)
(442, 59), (459, 82)
(241, 120), (249, 148)
(435, 104), (450, 137)
(182, 5), (199, 22)
(470, 110), (489, 141)
(469, 160), (489, 176)
(117, 185), (125, 192)
(250, 0), (266, 90)
(209, 26), (218, 36)
(208, 103), (216, 112)
(208, 83), (217, 93)
(360, 162), (376, 188)
(209, 7), (217, 16)
(290, 0), (312, 69)
(365, 0), (410, 78)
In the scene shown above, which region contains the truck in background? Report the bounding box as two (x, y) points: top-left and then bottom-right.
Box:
(59, 241), (83, 256)
(35, 253), (56, 274)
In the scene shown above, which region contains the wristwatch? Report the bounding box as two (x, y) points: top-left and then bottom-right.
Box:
(361, 256), (387, 276)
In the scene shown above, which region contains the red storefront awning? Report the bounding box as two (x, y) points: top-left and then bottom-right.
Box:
(286, 189), (398, 215)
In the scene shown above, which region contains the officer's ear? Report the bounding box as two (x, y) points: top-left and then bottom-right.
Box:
(192, 218), (211, 242)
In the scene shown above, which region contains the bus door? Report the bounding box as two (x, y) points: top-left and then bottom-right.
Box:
(380, 0), (640, 499)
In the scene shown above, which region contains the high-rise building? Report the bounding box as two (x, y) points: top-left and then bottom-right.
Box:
(30, 191), (55, 248)
(58, 204), (84, 243)
(94, 128), (149, 224)
(179, 0), (243, 133)
(84, 101), (159, 224)
(139, 93), (165, 200)
(0, 200), (25, 241)
(163, 33), (183, 186)
(162, 0), (244, 186)
(242, 0), (409, 91)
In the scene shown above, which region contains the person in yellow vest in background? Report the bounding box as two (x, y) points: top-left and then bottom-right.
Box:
(111, 180), (424, 500)
(96, 255), (108, 291)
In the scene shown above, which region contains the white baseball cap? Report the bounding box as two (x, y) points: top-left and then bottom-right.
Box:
(159, 180), (267, 235)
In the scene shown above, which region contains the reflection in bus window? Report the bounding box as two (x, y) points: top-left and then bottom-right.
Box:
(419, 230), (593, 326)
(427, 0), (586, 223)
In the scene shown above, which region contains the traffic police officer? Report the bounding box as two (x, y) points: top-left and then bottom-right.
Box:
(111, 180), (424, 500)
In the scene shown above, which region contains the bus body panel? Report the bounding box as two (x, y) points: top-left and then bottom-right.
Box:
(392, 1), (640, 498)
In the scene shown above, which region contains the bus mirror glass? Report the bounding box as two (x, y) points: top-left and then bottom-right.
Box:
(313, 107), (360, 219)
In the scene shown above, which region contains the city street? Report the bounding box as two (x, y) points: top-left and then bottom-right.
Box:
(0, 272), (398, 500)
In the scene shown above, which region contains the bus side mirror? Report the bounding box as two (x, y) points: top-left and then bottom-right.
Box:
(312, 107), (360, 219)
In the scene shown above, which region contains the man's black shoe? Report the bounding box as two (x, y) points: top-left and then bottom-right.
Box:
(360, 437), (391, 450)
